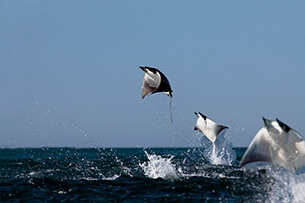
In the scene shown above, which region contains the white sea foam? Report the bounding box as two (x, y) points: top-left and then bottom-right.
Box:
(102, 174), (120, 181)
(140, 151), (180, 181)
(266, 167), (305, 202)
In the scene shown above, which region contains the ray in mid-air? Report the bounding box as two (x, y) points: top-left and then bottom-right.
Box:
(194, 112), (229, 143)
(139, 66), (173, 122)
(139, 66), (172, 99)
(240, 117), (305, 173)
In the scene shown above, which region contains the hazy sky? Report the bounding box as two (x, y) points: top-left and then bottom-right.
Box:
(1, 1), (305, 148)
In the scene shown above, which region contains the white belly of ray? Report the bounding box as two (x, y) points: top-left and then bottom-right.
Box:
(145, 69), (161, 89)
(196, 117), (219, 143)
(141, 70), (161, 98)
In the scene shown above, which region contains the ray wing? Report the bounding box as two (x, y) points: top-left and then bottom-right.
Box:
(214, 123), (229, 138)
(155, 71), (172, 96)
(240, 128), (274, 167)
(279, 129), (305, 172)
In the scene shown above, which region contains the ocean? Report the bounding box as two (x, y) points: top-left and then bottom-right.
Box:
(1, 147), (304, 202)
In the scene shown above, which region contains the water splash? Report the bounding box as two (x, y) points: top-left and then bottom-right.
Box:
(266, 167), (305, 202)
(140, 151), (180, 181)
(290, 177), (305, 202)
(202, 134), (236, 165)
(209, 143), (222, 165)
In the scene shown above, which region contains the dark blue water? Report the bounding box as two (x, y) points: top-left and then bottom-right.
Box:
(0, 147), (303, 202)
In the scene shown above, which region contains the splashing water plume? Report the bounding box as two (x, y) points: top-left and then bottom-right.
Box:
(266, 167), (305, 202)
(209, 143), (222, 165)
(203, 135), (236, 166)
(140, 151), (180, 181)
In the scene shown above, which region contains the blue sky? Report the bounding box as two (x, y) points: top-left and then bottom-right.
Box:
(0, 1), (305, 148)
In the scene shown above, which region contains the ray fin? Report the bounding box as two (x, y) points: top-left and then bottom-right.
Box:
(240, 128), (273, 167)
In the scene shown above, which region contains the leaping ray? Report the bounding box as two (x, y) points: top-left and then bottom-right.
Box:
(194, 112), (229, 143)
(139, 66), (172, 99)
(139, 66), (173, 122)
(240, 117), (305, 173)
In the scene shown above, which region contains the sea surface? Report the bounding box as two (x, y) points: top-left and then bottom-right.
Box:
(1, 147), (305, 202)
